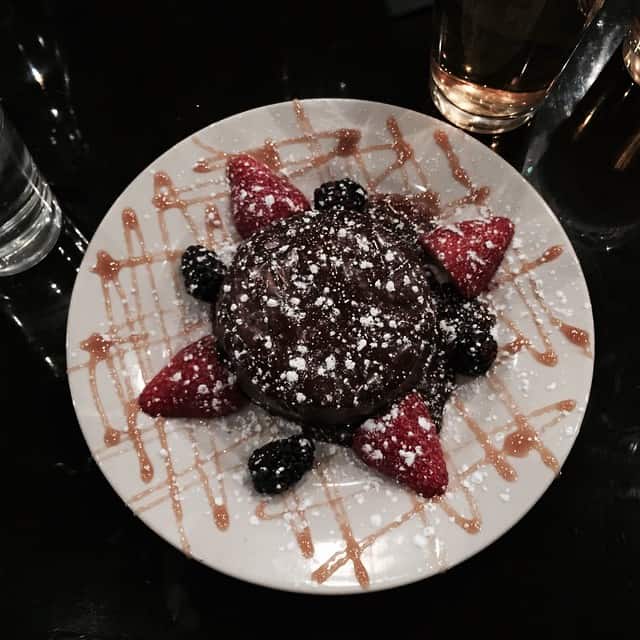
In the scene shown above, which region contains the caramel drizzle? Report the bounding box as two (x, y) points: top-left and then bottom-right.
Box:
(155, 417), (190, 553)
(90, 390), (231, 464)
(69, 99), (592, 583)
(108, 336), (152, 474)
(312, 464), (371, 588)
(256, 490), (314, 558)
(186, 426), (229, 531)
(84, 196), (229, 550)
(80, 333), (153, 481)
(294, 100), (333, 183)
(442, 187), (490, 213)
(448, 399), (578, 455)
(194, 129), (360, 180)
(412, 495), (448, 569)
(253, 138), (281, 170)
(538, 399), (577, 433)
(515, 249), (591, 357)
(130, 459), (244, 519)
(451, 390), (570, 479)
(122, 208), (172, 355)
(434, 129), (489, 210)
(127, 400), (153, 483)
(254, 466), (483, 582)
(500, 303), (558, 367)
(369, 117), (415, 189)
(80, 333), (121, 446)
(69, 322), (208, 375)
(495, 246), (563, 285)
(128, 429), (259, 510)
(310, 473), (477, 586)
(497, 246), (592, 362)
(488, 374), (560, 472)
(453, 399), (517, 481)
(188, 105), (436, 199)
(436, 477), (483, 534)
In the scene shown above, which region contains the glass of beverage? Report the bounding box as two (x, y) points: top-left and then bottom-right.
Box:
(0, 105), (62, 274)
(430, 0), (605, 134)
(0, 105), (87, 376)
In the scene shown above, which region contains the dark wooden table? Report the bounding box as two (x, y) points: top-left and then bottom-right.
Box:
(1, 1), (638, 638)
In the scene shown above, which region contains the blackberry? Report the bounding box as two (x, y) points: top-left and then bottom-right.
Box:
(417, 356), (455, 432)
(314, 178), (367, 213)
(436, 283), (497, 376)
(451, 331), (498, 377)
(437, 283), (496, 341)
(181, 245), (227, 302)
(248, 435), (315, 494)
(302, 423), (357, 447)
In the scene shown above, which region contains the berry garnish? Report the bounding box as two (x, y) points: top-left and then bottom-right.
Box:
(422, 217), (514, 298)
(450, 331), (498, 377)
(227, 154), (310, 239)
(181, 245), (227, 303)
(248, 435), (315, 494)
(417, 356), (455, 431)
(314, 178), (367, 213)
(353, 393), (448, 498)
(437, 283), (496, 343)
(138, 336), (246, 418)
(436, 283), (498, 376)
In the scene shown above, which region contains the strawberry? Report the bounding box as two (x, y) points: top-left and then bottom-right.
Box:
(227, 154), (310, 239)
(139, 336), (246, 418)
(421, 217), (514, 298)
(352, 393), (448, 498)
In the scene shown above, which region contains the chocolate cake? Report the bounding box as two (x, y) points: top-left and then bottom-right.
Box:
(213, 207), (440, 426)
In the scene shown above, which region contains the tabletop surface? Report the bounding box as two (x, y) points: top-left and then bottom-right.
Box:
(1, 1), (639, 638)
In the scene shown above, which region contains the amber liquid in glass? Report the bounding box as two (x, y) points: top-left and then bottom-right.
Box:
(431, 0), (603, 132)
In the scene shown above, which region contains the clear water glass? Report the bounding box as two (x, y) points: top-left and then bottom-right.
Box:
(0, 105), (62, 274)
(0, 105), (86, 376)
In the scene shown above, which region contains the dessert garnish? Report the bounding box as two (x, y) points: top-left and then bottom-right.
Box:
(422, 217), (514, 298)
(314, 177), (367, 213)
(180, 245), (227, 302)
(139, 335), (245, 419)
(353, 393), (448, 498)
(248, 435), (315, 495)
(228, 154), (309, 239)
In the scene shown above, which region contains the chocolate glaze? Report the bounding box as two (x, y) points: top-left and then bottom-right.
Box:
(214, 208), (439, 426)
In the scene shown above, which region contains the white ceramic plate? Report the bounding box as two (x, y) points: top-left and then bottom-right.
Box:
(67, 99), (594, 594)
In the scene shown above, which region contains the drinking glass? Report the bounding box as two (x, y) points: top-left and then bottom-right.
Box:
(0, 106), (62, 274)
(0, 105), (87, 376)
(430, 0), (605, 133)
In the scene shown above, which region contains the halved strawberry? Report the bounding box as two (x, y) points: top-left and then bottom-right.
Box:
(227, 154), (310, 239)
(421, 217), (514, 298)
(139, 336), (246, 418)
(352, 393), (448, 498)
